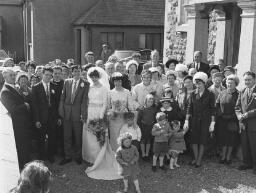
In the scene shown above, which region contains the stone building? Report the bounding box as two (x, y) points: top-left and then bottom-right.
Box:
(164, 0), (256, 79)
(0, 0), (164, 65)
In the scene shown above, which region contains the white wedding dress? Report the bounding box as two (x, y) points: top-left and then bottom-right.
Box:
(82, 67), (121, 180)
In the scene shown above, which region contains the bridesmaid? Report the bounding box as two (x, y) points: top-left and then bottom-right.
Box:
(108, 72), (134, 151)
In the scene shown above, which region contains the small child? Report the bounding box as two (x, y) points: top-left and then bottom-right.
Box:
(168, 120), (186, 169)
(120, 112), (141, 150)
(137, 94), (158, 160)
(152, 112), (172, 171)
(116, 132), (141, 193)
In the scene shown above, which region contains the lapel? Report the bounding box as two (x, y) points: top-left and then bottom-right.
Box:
(5, 84), (24, 101)
(74, 79), (81, 98)
(246, 86), (256, 109)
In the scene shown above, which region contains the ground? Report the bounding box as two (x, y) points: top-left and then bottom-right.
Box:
(48, 156), (256, 193)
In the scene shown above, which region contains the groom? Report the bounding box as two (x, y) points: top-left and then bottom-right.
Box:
(59, 65), (89, 165)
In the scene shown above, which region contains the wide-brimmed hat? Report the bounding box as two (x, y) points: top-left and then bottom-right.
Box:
(193, 72), (208, 84)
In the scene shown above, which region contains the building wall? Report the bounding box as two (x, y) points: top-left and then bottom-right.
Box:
(0, 4), (24, 62)
(88, 26), (164, 60)
(32, 0), (99, 64)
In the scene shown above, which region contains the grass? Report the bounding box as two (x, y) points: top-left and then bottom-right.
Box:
(48, 155), (256, 193)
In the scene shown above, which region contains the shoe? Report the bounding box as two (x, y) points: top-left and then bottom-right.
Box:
(59, 158), (72, 165)
(48, 156), (55, 163)
(159, 165), (167, 171)
(164, 158), (170, 165)
(238, 165), (252, 170)
(195, 164), (201, 168)
(225, 160), (232, 165)
(151, 166), (157, 172)
(189, 160), (196, 166)
(75, 157), (82, 165)
(219, 159), (226, 164)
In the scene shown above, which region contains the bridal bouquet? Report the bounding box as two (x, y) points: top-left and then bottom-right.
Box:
(87, 118), (106, 147)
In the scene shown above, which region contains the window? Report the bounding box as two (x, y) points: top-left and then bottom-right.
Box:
(139, 33), (163, 55)
(101, 32), (124, 50)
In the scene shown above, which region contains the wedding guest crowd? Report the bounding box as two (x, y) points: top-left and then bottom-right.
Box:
(2, 49), (256, 193)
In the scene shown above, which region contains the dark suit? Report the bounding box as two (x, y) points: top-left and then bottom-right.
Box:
(235, 86), (256, 169)
(31, 81), (59, 159)
(59, 78), (89, 159)
(0, 84), (31, 169)
(187, 62), (210, 74)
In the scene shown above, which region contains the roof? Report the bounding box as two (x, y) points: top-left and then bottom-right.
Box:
(74, 0), (165, 26)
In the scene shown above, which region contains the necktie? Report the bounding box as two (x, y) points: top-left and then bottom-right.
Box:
(196, 63), (200, 71)
(71, 80), (78, 103)
(46, 84), (51, 106)
(247, 88), (252, 104)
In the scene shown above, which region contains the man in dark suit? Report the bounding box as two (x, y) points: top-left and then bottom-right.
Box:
(31, 66), (60, 163)
(52, 66), (64, 156)
(59, 65), (89, 165)
(187, 51), (210, 74)
(0, 68), (31, 170)
(235, 71), (256, 174)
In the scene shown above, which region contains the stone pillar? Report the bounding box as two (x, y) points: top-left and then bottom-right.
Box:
(214, 6), (226, 64)
(237, 0), (256, 82)
(184, 4), (209, 63)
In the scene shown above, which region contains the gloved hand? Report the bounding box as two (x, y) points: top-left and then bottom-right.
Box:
(209, 121), (215, 133)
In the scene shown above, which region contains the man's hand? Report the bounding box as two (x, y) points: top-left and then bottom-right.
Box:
(57, 119), (62, 126)
(35, 122), (41, 129)
(239, 122), (246, 133)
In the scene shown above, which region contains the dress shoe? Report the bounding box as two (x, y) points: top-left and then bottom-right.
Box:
(159, 165), (167, 171)
(75, 157), (82, 165)
(48, 156), (55, 163)
(225, 160), (232, 165)
(195, 163), (201, 168)
(238, 165), (252, 170)
(219, 159), (226, 164)
(151, 166), (157, 172)
(59, 158), (72, 165)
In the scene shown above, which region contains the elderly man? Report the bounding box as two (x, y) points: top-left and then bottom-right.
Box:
(235, 71), (256, 174)
(0, 68), (31, 170)
(187, 51), (210, 74)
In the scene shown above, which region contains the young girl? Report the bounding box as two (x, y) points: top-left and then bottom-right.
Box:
(9, 160), (52, 193)
(137, 94), (158, 160)
(116, 132), (141, 193)
(152, 112), (172, 171)
(120, 112), (141, 150)
(168, 120), (186, 169)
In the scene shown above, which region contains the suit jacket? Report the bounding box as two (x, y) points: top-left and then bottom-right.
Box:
(59, 78), (89, 122)
(235, 86), (256, 131)
(187, 62), (210, 74)
(31, 81), (59, 124)
(52, 79), (64, 118)
(0, 84), (31, 132)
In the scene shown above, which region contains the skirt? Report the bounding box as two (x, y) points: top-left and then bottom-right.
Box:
(153, 142), (168, 155)
(141, 123), (154, 144)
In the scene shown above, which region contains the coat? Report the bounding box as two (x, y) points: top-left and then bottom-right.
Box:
(59, 78), (89, 122)
(186, 89), (216, 145)
(31, 82), (59, 124)
(187, 62), (210, 74)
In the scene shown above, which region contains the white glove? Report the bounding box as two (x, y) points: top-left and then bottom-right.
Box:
(183, 120), (189, 131)
(209, 122), (215, 132)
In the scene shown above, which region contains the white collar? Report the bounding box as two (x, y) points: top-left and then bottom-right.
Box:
(161, 107), (172, 112)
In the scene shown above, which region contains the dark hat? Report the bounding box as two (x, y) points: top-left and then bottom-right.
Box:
(165, 59), (178, 68)
(223, 66), (235, 74)
(209, 65), (220, 73)
(85, 51), (94, 56)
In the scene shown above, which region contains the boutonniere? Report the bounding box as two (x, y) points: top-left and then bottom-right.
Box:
(51, 89), (55, 94)
(81, 82), (84, 88)
(23, 92), (28, 96)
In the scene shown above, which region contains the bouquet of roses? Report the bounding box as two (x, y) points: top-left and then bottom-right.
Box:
(87, 118), (106, 147)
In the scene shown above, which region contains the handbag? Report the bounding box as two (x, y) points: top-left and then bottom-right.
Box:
(227, 121), (239, 132)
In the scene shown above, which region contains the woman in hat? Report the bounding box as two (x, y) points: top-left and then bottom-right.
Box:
(208, 72), (226, 99)
(183, 72), (216, 167)
(205, 65), (221, 88)
(108, 72), (135, 152)
(175, 64), (188, 89)
(126, 60), (141, 90)
(163, 70), (179, 99)
(216, 74), (240, 164)
(165, 59), (178, 71)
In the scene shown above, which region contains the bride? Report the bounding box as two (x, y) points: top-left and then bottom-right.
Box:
(82, 67), (121, 180)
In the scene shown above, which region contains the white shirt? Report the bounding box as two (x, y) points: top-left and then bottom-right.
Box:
(71, 79), (80, 95)
(42, 81), (50, 95)
(120, 123), (141, 141)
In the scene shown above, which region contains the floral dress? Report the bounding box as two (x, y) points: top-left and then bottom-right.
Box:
(108, 88), (134, 151)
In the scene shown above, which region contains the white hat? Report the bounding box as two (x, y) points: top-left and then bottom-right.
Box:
(193, 72), (208, 84)
(126, 60), (139, 70)
(149, 67), (159, 73)
(175, 64), (188, 72)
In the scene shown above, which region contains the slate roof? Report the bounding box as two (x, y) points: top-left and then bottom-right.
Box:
(74, 0), (165, 26)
